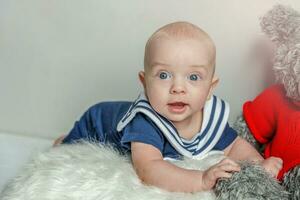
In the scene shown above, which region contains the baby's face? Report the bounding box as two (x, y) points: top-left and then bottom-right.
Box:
(139, 36), (218, 126)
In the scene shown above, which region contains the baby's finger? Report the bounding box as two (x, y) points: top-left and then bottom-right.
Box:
(219, 158), (239, 167)
(271, 157), (283, 164)
(275, 162), (283, 170)
(219, 163), (241, 172)
(270, 170), (278, 178)
(274, 157), (283, 163)
(214, 170), (234, 179)
(267, 167), (280, 178)
(270, 159), (283, 170)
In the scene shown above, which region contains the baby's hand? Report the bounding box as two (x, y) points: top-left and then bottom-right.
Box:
(260, 157), (283, 178)
(53, 135), (66, 147)
(201, 158), (240, 190)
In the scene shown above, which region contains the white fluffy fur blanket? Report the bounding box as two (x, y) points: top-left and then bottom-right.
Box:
(0, 143), (225, 200)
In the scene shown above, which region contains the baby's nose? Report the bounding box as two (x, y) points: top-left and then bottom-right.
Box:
(170, 79), (186, 94)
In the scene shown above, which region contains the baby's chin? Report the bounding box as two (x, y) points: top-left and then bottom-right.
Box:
(163, 112), (191, 124)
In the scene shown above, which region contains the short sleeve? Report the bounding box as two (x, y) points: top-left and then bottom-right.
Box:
(213, 123), (237, 150)
(243, 85), (281, 144)
(120, 113), (164, 152)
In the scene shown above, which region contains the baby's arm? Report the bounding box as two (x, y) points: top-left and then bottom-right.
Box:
(224, 136), (282, 177)
(224, 136), (263, 162)
(131, 142), (240, 193)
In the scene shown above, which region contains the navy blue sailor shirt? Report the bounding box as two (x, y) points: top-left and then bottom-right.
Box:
(63, 95), (237, 160)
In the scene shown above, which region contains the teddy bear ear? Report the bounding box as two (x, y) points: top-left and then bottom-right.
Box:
(260, 4), (300, 45)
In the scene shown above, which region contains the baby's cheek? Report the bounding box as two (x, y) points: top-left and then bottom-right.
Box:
(191, 97), (206, 110)
(147, 91), (166, 111)
(198, 91), (210, 102)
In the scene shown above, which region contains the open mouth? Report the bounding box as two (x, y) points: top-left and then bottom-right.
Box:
(167, 102), (187, 113)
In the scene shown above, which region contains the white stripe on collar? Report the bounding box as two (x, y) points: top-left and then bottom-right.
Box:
(117, 93), (230, 159)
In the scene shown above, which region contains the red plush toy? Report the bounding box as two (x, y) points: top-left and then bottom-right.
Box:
(243, 84), (300, 180)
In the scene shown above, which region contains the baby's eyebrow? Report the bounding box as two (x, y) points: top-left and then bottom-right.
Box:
(150, 62), (169, 68)
(188, 65), (209, 73)
(149, 62), (209, 74)
(189, 64), (207, 68)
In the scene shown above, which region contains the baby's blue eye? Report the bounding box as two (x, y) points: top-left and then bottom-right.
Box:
(159, 72), (171, 79)
(189, 74), (200, 81)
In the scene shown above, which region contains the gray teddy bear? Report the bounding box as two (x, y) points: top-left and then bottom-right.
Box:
(216, 4), (300, 200)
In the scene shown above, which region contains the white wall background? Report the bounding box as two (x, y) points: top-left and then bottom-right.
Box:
(1, 0), (300, 140)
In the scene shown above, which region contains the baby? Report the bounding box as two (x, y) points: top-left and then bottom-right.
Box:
(54, 22), (282, 193)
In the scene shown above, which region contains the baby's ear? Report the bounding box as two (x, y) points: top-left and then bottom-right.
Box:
(138, 71), (146, 89)
(207, 76), (219, 100)
(211, 76), (219, 88)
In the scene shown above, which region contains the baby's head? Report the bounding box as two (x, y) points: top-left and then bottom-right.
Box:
(143, 21), (216, 74)
(139, 21), (219, 126)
